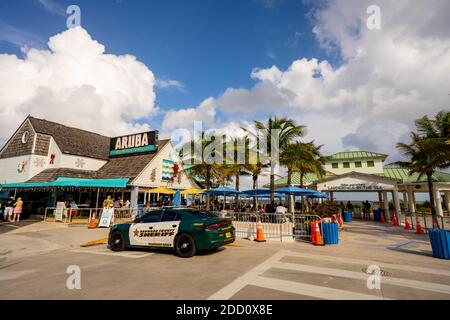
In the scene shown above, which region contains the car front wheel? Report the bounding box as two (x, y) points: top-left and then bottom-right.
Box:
(175, 233), (197, 258)
(109, 231), (125, 251)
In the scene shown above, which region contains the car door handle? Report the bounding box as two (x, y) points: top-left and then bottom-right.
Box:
(172, 225), (177, 227)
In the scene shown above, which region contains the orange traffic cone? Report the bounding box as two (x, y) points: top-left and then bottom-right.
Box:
(405, 216), (411, 230)
(310, 220), (316, 243)
(88, 213), (97, 229)
(312, 221), (324, 246)
(254, 219), (266, 242)
(380, 213), (385, 223)
(392, 213), (400, 227)
(415, 216), (425, 234)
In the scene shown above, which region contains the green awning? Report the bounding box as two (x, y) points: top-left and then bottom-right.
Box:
(0, 177), (129, 189)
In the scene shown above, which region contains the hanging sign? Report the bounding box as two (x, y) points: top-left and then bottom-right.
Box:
(329, 183), (384, 191)
(109, 131), (158, 157)
(98, 208), (115, 227)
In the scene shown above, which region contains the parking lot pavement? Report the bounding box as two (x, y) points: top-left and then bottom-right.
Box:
(0, 220), (449, 300)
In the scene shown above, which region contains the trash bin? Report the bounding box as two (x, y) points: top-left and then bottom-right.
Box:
(428, 229), (450, 259)
(322, 222), (339, 244)
(343, 211), (353, 222)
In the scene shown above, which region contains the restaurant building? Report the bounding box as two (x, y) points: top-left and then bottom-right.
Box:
(0, 116), (200, 216)
(271, 151), (450, 221)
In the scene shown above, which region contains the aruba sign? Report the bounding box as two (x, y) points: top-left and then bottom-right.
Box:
(109, 131), (158, 157)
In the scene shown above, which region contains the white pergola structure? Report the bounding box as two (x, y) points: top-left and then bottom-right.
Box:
(316, 172), (403, 221)
(398, 182), (450, 217)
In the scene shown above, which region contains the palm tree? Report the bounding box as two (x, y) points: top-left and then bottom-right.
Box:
(280, 141), (328, 211)
(254, 117), (305, 204)
(181, 131), (220, 209)
(396, 110), (450, 228)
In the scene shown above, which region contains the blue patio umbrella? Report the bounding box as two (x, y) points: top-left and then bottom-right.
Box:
(173, 189), (181, 207)
(307, 191), (328, 199)
(275, 186), (316, 213)
(241, 188), (271, 196)
(275, 186), (316, 195)
(203, 186), (241, 211)
(203, 186), (241, 195)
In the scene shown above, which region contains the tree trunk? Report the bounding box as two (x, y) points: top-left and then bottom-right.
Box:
(270, 164), (275, 206)
(253, 174), (257, 209)
(300, 173), (305, 212)
(206, 166), (211, 210)
(427, 172), (440, 229)
(235, 173), (240, 208)
(287, 168), (292, 185)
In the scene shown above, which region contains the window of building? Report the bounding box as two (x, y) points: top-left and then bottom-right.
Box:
(332, 162), (339, 169)
(367, 160), (375, 167)
(355, 161), (362, 168)
(343, 162), (350, 168)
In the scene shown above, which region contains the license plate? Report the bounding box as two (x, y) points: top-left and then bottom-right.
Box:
(225, 232), (231, 239)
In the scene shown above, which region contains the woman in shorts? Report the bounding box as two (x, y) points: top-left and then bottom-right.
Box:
(13, 197), (23, 222)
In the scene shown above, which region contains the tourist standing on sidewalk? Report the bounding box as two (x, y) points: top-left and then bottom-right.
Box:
(5, 196), (14, 222)
(12, 197), (23, 222)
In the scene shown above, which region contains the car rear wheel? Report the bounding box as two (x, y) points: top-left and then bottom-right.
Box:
(109, 231), (125, 251)
(175, 233), (197, 258)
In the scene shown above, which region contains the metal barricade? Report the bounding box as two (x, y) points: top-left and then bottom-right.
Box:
(292, 213), (322, 241)
(229, 212), (291, 241)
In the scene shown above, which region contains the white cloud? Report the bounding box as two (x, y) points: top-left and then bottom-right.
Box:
(162, 97), (216, 134)
(156, 79), (187, 92)
(183, 0), (450, 162)
(0, 27), (157, 139)
(36, 0), (65, 16)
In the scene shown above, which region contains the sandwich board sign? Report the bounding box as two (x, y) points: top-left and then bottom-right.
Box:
(55, 202), (66, 222)
(98, 208), (114, 228)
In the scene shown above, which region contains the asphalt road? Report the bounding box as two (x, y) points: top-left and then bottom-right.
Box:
(1, 220), (450, 300)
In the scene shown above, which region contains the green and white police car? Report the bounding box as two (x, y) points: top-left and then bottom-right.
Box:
(108, 207), (235, 258)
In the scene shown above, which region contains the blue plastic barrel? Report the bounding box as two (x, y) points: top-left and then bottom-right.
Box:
(322, 222), (339, 244)
(428, 229), (450, 259)
(373, 209), (381, 222)
(343, 211), (353, 222)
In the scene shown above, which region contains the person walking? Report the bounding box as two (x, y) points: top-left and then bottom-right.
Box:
(12, 197), (23, 222)
(363, 200), (371, 220)
(346, 201), (354, 212)
(5, 196), (14, 222)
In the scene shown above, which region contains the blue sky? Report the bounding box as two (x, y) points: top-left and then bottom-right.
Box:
(0, 0), (337, 129)
(0, 0), (448, 162)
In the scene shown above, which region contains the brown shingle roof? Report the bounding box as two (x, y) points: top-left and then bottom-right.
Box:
(96, 139), (170, 180)
(29, 117), (110, 160)
(27, 168), (96, 182)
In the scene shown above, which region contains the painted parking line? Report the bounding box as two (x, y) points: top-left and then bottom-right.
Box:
(273, 262), (450, 295)
(281, 250), (450, 277)
(208, 249), (450, 300)
(71, 248), (153, 259)
(208, 250), (287, 300)
(250, 276), (388, 300)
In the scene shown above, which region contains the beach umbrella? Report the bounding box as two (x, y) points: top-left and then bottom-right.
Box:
(275, 186), (316, 213)
(147, 186), (176, 194)
(307, 191), (328, 199)
(275, 186), (316, 195)
(173, 189), (181, 207)
(203, 186), (241, 195)
(203, 186), (241, 211)
(181, 188), (204, 195)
